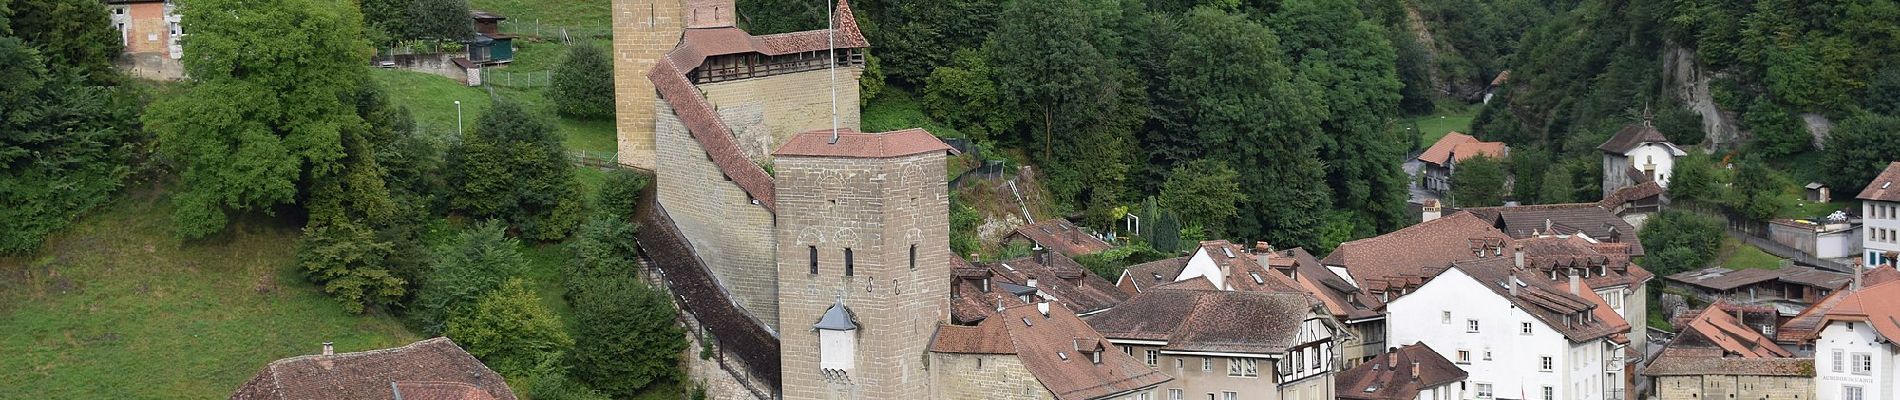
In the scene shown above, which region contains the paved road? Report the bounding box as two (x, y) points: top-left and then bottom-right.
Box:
(1402, 154), (1441, 204)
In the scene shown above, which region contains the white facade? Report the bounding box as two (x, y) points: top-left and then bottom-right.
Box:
(1602, 142), (1684, 195)
(1863, 200), (1900, 266)
(1814, 320), (1895, 400)
(1178, 248), (1229, 289)
(1385, 268), (1622, 400)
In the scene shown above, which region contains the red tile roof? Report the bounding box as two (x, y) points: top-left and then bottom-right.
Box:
(1416, 132), (1478, 166)
(1450, 141), (1508, 162)
(772, 128), (956, 159)
(1280, 247), (1383, 322)
(1680, 304), (1791, 358)
(1336, 342), (1468, 400)
(984, 252), (1130, 315)
(645, 0), (872, 214)
(1816, 279), (1900, 342)
(1006, 218), (1114, 258)
(1777, 264), (1900, 342)
(934, 303), (1172, 400)
(229, 338), (516, 400)
(1446, 257), (1627, 343)
(1321, 212), (1515, 294)
(1117, 257), (1190, 294)
(1642, 348), (1813, 377)
(1857, 162), (1900, 202)
(391, 382), (499, 400)
(1085, 289), (1324, 355)
(1463, 205), (1646, 255)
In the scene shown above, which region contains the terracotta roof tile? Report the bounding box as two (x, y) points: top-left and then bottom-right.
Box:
(1598, 122), (1674, 154)
(1416, 132), (1478, 166)
(1642, 347), (1813, 377)
(1464, 205), (1645, 256)
(1600, 181), (1664, 208)
(1118, 257), (1189, 294)
(772, 128), (956, 159)
(1666, 266), (1849, 292)
(1857, 162), (1900, 201)
(1006, 218), (1114, 257)
(1450, 141), (1509, 162)
(228, 338), (516, 400)
(935, 303), (1172, 400)
(1816, 279), (1900, 342)
(982, 252), (1130, 315)
(391, 382), (498, 400)
(1336, 342), (1468, 400)
(1446, 258), (1626, 343)
(1280, 247), (1383, 321)
(1321, 212), (1515, 294)
(1085, 289), (1323, 355)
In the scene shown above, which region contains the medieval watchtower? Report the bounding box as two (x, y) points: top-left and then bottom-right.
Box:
(772, 128), (955, 399)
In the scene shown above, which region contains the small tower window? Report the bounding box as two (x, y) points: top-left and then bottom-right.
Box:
(844, 248), (854, 276)
(808, 246), (818, 274)
(909, 244), (918, 270)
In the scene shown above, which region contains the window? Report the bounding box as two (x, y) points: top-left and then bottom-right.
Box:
(1521, 322), (1533, 335)
(1442, 311), (1452, 324)
(1145, 350), (1158, 366)
(1483, 350), (1492, 361)
(1202, 358), (1212, 371)
(909, 244), (917, 269)
(1138, 393), (1151, 400)
(1467, 319), (1480, 333)
(1540, 356), (1554, 371)
(1167, 389), (1183, 400)
(1121, 345), (1132, 355)
(1475, 383), (1494, 399)
(843, 248), (854, 276)
(1542, 386), (1554, 400)
(1221, 392), (1237, 400)
(1456, 350), (1471, 363)
(1844, 385), (1866, 400)
(1175, 358), (1183, 369)
(1834, 349), (1845, 372)
(1853, 352), (1873, 375)
(808, 246), (819, 274)
(1227, 358), (1257, 377)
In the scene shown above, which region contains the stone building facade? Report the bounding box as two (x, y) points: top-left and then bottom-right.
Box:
(610, 0), (684, 170)
(773, 129), (954, 400)
(1652, 375), (1813, 400)
(653, 99), (784, 329)
(928, 354), (1056, 399)
(698, 69), (862, 160)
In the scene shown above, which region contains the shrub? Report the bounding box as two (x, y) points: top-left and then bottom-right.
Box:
(566, 274), (685, 396)
(1450, 155), (1507, 207)
(595, 169), (651, 222)
(551, 45), (615, 119)
(1638, 210), (1724, 275)
(415, 221), (528, 333)
(296, 220), (406, 314)
(447, 101), (586, 240)
(447, 278), (572, 377)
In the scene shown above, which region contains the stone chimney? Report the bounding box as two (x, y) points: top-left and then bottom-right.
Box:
(1411, 361), (1420, 379)
(322, 342), (334, 356)
(1853, 261), (1865, 292)
(1422, 199), (1442, 222)
(1388, 353), (1399, 368)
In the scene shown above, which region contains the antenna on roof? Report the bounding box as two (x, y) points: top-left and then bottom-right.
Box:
(826, 0), (840, 145)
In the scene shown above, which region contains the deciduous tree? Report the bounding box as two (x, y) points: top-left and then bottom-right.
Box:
(447, 101), (586, 240)
(551, 45), (615, 120)
(1450, 154), (1506, 207)
(447, 278), (572, 377)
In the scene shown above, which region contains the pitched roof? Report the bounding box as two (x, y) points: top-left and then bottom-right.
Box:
(391, 382), (499, 400)
(989, 253), (1130, 314)
(1450, 141), (1509, 162)
(1006, 218), (1115, 257)
(1416, 132), (1478, 166)
(1336, 342), (1468, 400)
(934, 303), (1172, 400)
(229, 338), (517, 400)
(1642, 347), (1813, 377)
(1599, 181), (1664, 209)
(645, 0), (872, 214)
(1463, 205), (1645, 256)
(1815, 279), (1900, 342)
(1857, 162), (1900, 202)
(1085, 289), (1323, 355)
(1666, 266), (1849, 292)
(1598, 122), (1674, 154)
(814, 302), (859, 330)
(1675, 304), (1791, 358)
(772, 128), (956, 159)
(1777, 265), (1900, 342)
(1443, 257), (1626, 343)
(1321, 212), (1515, 294)
(1513, 235), (1652, 290)
(1279, 247), (1383, 322)
(1118, 257), (1190, 294)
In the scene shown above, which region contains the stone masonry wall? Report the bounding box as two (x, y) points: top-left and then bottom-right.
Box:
(1654, 375), (1812, 400)
(611, 0), (683, 170)
(655, 99), (781, 332)
(928, 353), (1056, 399)
(775, 151), (950, 400)
(697, 68), (863, 160)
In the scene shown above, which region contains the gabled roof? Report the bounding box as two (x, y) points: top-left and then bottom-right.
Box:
(1645, 304), (1811, 377)
(1463, 204), (1645, 256)
(1514, 235), (1652, 289)
(1416, 132), (1479, 166)
(1006, 218), (1114, 257)
(1322, 212), (1515, 294)
(773, 128), (956, 159)
(1118, 257), (1190, 294)
(1450, 141), (1508, 162)
(229, 338), (516, 400)
(1815, 279), (1900, 342)
(1777, 264), (1900, 342)
(1336, 342), (1468, 400)
(1665, 266), (1849, 292)
(1597, 122), (1676, 154)
(1440, 257), (1626, 343)
(933, 303), (1172, 400)
(1678, 304), (1791, 358)
(1280, 247), (1383, 322)
(989, 253), (1129, 314)
(1857, 162), (1900, 202)
(1085, 289), (1324, 355)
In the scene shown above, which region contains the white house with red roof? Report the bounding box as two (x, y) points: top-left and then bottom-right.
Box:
(1813, 279), (1900, 400)
(1858, 162), (1900, 267)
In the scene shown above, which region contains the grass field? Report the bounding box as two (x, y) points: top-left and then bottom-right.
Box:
(371, 69), (617, 156)
(1717, 237), (1787, 270)
(0, 190), (419, 398)
(469, 0), (610, 32)
(1400, 108), (1478, 151)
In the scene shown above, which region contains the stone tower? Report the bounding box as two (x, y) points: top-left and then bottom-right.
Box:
(773, 128), (954, 400)
(608, 0), (688, 170)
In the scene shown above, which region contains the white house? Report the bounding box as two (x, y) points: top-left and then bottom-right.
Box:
(1598, 122), (1686, 197)
(1858, 162), (1900, 267)
(1385, 257), (1631, 400)
(1812, 279), (1900, 400)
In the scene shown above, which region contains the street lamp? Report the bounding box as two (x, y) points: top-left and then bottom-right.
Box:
(453, 100), (463, 136)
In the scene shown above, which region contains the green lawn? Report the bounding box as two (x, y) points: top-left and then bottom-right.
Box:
(1401, 109), (1478, 150)
(0, 190), (419, 398)
(1781, 200), (1852, 220)
(1717, 237), (1786, 270)
(470, 0), (611, 34)
(371, 69), (617, 156)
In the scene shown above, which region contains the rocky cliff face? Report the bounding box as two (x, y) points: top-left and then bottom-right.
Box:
(1663, 43), (1739, 150)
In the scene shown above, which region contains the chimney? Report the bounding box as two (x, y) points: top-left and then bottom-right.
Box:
(1853, 261), (1864, 291)
(1389, 353), (1399, 368)
(1422, 200), (1442, 222)
(1513, 242), (1526, 270)
(1027, 277), (1038, 288)
(1034, 244), (1049, 266)
(1037, 302), (1050, 317)
(1569, 269), (1582, 295)
(995, 299), (1004, 312)
(1069, 228), (1081, 244)
(1508, 278), (1518, 297)
(1255, 241), (1273, 253)
(322, 342), (334, 356)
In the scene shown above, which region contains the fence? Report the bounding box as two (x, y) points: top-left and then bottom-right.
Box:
(496, 20), (612, 43)
(484, 70), (555, 88)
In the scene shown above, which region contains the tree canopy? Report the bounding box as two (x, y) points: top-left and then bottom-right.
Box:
(448, 101), (586, 240)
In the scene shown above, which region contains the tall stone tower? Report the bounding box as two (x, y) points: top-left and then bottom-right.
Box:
(773, 128), (954, 400)
(609, 0), (686, 170)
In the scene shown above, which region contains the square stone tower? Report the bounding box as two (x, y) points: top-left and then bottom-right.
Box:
(609, 0), (687, 170)
(773, 128), (955, 399)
